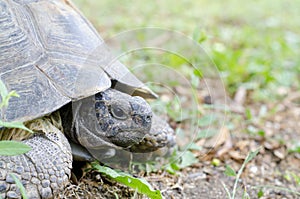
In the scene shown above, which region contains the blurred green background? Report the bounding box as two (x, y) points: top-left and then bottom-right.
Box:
(73, 0), (300, 101)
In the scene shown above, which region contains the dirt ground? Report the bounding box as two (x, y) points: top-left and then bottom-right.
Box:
(58, 85), (300, 199)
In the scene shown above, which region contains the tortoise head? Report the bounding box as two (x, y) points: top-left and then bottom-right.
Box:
(94, 89), (152, 149)
(68, 88), (173, 161)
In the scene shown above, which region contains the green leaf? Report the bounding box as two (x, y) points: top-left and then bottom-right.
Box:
(224, 165), (237, 177)
(257, 130), (265, 137)
(288, 145), (300, 153)
(92, 163), (163, 199)
(0, 141), (32, 156)
(193, 68), (203, 78)
(244, 147), (260, 164)
(245, 108), (252, 120)
(198, 114), (217, 127)
(188, 143), (202, 151)
(166, 162), (180, 174)
(0, 79), (19, 108)
(1, 91), (19, 108)
(10, 173), (28, 199)
(178, 151), (198, 168)
(242, 189), (250, 199)
(257, 189), (264, 198)
(254, 185), (300, 196)
(192, 27), (207, 43)
(0, 121), (33, 133)
(197, 129), (218, 139)
(289, 172), (300, 185)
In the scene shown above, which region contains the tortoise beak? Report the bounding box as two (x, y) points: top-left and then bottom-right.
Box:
(127, 114), (176, 153)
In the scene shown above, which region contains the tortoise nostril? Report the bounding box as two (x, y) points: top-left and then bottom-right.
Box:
(145, 115), (152, 123)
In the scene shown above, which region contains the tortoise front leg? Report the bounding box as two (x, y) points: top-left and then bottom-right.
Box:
(69, 141), (94, 162)
(0, 116), (72, 199)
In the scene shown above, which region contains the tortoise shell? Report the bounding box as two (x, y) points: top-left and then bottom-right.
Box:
(0, 0), (154, 123)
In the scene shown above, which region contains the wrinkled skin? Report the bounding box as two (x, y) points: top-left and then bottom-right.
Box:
(94, 89), (153, 148)
(94, 89), (175, 151)
(0, 89), (175, 198)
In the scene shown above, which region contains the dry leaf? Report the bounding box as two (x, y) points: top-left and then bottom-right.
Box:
(204, 127), (230, 149)
(273, 147), (286, 159)
(228, 151), (246, 161)
(234, 86), (247, 105)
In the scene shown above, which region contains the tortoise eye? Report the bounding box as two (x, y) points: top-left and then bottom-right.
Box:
(109, 105), (127, 120)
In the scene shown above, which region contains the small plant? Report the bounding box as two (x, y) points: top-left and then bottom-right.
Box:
(222, 147), (260, 199)
(92, 163), (163, 199)
(284, 171), (300, 186)
(0, 80), (32, 156)
(166, 147), (199, 174)
(130, 142), (199, 175)
(253, 185), (300, 198)
(0, 80), (32, 199)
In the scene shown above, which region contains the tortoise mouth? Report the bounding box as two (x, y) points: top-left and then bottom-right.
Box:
(129, 135), (166, 152)
(107, 129), (147, 149)
(127, 121), (176, 153)
(127, 131), (175, 153)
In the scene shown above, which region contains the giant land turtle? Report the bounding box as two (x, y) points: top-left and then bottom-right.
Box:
(0, 0), (175, 198)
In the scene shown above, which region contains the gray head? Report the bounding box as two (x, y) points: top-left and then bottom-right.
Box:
(94, 88), (152, 149)
(64, 88), (173, 161)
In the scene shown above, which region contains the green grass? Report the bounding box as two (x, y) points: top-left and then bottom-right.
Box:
(223, 148), (260, 199)
(74, 0), (300, 101)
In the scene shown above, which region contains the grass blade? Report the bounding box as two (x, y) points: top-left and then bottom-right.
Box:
(10, 173), (28, 199)
(221, 181), (232, 199)
(232, 148), (260, 199)
(254, 185), (300, 196)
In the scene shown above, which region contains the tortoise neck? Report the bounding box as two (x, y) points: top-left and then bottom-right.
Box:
(60, 102), (78, 144)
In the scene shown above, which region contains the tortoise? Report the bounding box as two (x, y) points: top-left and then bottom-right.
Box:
(0, 0), (175, 198)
